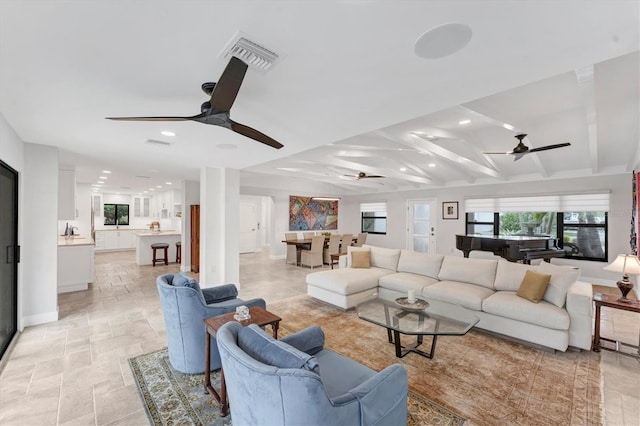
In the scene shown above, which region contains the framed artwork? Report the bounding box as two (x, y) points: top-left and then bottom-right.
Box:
(442, 201), (459, 220)
(289, 195), (338, 230)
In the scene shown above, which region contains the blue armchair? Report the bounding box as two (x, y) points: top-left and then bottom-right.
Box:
(156, 272), (266, 374)
(216, 322), (408, 425)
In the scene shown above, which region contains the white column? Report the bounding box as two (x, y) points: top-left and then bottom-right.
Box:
(199, 167), (240, 287)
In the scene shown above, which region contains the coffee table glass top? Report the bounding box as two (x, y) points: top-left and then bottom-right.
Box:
(356, 294), (479, 336)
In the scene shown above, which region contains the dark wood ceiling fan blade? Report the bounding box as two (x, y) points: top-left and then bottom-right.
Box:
(230, 120), (283, 149)
(363, 175), (385, 178)
(106, 116), (192, 121)
(209, 57), (249, 112)
(528, 142), (571, 153)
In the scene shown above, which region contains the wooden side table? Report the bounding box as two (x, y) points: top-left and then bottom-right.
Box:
(592, 292), (640, 355)
(204, 306), (282, 417)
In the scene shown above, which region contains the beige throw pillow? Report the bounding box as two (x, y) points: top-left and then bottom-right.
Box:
(538, 262), (581, 307)
(516, 270), (552, 303)
(351, 251), (371, 268)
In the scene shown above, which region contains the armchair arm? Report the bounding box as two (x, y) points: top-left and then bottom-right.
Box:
(331, 364), (407, 424)
(205, 297), (266, 311)
(280, 325), (325, 355)
(202, 284), (238, 304)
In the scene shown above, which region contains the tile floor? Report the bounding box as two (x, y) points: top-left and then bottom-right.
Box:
(0, 250), (638, 425)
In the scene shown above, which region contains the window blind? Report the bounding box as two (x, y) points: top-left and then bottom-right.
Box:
(360, 202), (387, 213)
(465, 193), (609, 213)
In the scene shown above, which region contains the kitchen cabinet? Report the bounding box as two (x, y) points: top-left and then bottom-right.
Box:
(95, 230), (136, 251)
(133, 196), (150, 218)
(58, 168), (76, 220)
(92, 194), (102, 217)
(58, 237), (94, 293)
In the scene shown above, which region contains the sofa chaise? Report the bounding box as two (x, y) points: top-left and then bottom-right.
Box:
(306, 245), (593, 352)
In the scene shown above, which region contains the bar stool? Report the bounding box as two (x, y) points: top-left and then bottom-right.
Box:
(176, 241), (182, 263)
(151, 243), (169, 266)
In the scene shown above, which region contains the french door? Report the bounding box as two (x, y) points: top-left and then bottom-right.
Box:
(0, 160), (19, 361)
(407, 199), (437, 253)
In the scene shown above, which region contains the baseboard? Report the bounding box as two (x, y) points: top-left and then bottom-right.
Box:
(22, 310), (58, 327)
(270, 254), (285, 260)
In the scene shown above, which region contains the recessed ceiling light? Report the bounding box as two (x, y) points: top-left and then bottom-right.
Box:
(156, 185), (162, 188)
(99, 176), (107, 179)
(161, 130), (176, 137)
(428, 163), (436, 168)
(458, 120), (471, 125)
(400, 167), (407, 172)
(415, 23), (472, 59)
(102, 170), (111, 174)
(216, 143), (238, 150)
(165, 182), (172, 185)
(502, 123), (515, 131)
(143, 190), (148, 193)
(98, 181), (104, 184)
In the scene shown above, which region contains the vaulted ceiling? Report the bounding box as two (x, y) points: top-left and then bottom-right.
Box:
(1, 1), (638, 195)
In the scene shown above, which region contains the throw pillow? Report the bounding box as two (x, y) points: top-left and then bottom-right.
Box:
(347, 245), (370, 268)
(351, 250), (371, 268)
(516, 270), (552, 303)
(238, 324), (320, 374)
(537, 262), (581, 307)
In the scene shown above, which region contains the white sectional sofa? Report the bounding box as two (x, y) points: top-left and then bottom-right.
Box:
(306, 244), (593, 351)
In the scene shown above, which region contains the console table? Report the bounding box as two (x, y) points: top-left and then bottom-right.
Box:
(592, 292), (640, 356)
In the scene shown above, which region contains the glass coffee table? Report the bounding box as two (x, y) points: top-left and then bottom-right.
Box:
(356, 294), (479, 359)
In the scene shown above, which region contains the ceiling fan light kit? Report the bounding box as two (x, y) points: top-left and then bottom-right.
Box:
(414, 23), (473, 59)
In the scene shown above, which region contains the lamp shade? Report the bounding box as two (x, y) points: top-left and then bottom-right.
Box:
(603, 254), (640, 275)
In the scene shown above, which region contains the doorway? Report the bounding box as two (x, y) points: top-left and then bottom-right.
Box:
(0, 160), (19, 361)
(406, 199), (437, 253)
(239, 200), (258, 253)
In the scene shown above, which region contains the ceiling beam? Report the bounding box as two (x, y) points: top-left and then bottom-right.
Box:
(575, 66), (599, 173)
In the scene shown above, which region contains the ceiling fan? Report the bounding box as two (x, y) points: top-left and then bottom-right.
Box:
(483, 134), (570, 161)
(106, 57), (283, 149)
(344, 172), (386, 180)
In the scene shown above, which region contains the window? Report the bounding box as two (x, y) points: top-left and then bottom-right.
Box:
(465, 194), (609, 262)
(360, 202), (387, 235)
(104, 204), (130, 226)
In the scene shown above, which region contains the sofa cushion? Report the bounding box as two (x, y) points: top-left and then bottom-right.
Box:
(238, 324), (319, 374)
(482, 291), (570, 330)
(494, 259), (537, 291)
(346, 246), (371, 268)
(397, 251), (444, 279)
(537, 262), (581, 307)
(351, 251), (371, 268)
(314, 349), (375, 399)
(516, 270), (551, 303)
(378, 272), (439, 294)
(438, 256), (498, 289)
(364, 244), (401, 271)
(422, 281), (495, 311)
(306, 268), (393, 295)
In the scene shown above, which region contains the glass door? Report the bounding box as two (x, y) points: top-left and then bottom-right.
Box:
(407, 199), (437, 253)
(0, 160), (19, 361)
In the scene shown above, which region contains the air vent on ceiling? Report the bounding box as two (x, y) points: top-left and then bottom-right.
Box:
(145, 139), (171, 147)
(220, 32), (280, 72)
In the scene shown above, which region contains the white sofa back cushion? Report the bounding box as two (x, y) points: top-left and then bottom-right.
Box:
(363, 244), (401, 271)
(537, 262), (581, 307)
(494, 259), (537, 291)
(438, 256), (498, 289)
(346, 246), (371, 268)
(397, 250), (444, 279)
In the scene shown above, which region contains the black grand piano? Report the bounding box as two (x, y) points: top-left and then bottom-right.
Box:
(456, 234), (566, 263)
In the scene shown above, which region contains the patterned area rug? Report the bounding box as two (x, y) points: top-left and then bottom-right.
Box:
(129, 348), (465, 426)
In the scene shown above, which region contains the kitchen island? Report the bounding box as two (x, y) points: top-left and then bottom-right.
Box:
(135, 231), (181, 265)
(58, 236), (95, 293)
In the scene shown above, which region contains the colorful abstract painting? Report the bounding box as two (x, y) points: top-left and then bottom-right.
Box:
(289, 196), (338, 230)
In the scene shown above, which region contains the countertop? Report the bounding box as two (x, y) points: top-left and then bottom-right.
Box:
(135, 230), (180, 237)
(58, 236), (95, 247)
(95, 228), (150, 232)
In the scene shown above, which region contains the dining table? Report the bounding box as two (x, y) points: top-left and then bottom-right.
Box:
(282, 235), (356, 266)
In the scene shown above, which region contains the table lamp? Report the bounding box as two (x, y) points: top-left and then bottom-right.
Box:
(603, 254), (640, 302)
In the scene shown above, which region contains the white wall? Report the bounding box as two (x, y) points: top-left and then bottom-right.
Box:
(22, 143), (59, 326)
(338, 173), (631, 285)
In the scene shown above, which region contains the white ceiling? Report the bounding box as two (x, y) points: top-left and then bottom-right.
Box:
(1, 1), (638, 195)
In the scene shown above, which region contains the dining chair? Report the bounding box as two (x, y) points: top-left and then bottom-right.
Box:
(300, 235), (325, 269)
(303, 231), (315, 239)
(285, 232), (298, 265)
(324, 234), (341, 265)
(354, 232), (368, 247)
(340, 234), (353, 253)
